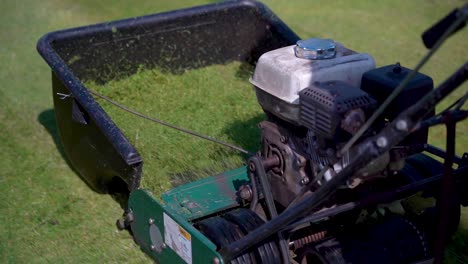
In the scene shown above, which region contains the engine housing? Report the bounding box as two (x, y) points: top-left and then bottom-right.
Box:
(250, 38), (434, 208)
(250, 40), (375, 125)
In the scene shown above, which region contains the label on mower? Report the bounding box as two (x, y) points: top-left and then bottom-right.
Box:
(164, 213), (192, 264)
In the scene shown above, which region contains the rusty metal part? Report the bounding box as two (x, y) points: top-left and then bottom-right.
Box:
(259, 121), (309, 207)
(267, 145), (285, 177)
(341, 108), (366, 135)
(262, 155), (281, 170)
(290, 231), (327, 250)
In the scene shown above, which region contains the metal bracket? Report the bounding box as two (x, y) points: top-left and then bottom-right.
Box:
(56, 92), (72, 100)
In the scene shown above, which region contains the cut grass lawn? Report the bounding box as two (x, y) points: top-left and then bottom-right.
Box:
(87, 62), (259, 192)
(1, 0), (466, 263)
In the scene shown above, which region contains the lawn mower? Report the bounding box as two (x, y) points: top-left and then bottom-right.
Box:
(37, 1), (467, 263)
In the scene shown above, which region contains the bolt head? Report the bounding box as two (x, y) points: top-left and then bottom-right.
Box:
(347, 178), (362, 188)
(125, 212), (134, 223)
(150, 244), (163, 253)
(395, 119), (408, 131)
(116, 218), (126, 230)
(249, 162), (256, 172)
(376, 136), (388, 148)
(239, 185), (252, 201)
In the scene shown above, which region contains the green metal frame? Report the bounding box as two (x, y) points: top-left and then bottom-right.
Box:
(162, 166), (250, 220)
(128, 167), (250, 263)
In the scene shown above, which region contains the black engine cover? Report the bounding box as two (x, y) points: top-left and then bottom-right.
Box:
(299, 80), (376, 139)
(361, 63), (434, 146)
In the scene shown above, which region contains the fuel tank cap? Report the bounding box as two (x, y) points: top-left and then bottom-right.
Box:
(294, 38), (336, 60)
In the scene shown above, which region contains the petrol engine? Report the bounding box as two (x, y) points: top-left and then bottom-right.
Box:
(250, 38), (434, 207)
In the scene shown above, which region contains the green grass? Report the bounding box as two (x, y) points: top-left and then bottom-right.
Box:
(87, 62), (260, 192)
(0, 0), (466, 263)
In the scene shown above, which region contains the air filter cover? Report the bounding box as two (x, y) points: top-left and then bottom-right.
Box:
(299, 80), (376, 138)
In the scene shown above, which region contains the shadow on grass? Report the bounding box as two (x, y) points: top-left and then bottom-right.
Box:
(38, 109), (79, 176)
(230, 62), (263, 153)
(235, 62), (255, 81)
(222, 113), (264, 155)
(167, 113), (264, 188)
(449, 215), (468, 259)
(38, 109), (130, 211)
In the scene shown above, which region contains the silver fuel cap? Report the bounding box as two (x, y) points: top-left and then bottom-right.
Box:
(294, 38), (336, 60)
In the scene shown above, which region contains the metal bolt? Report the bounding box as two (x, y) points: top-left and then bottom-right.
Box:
(116, 218), (126, 230)
(249, 162), (256, 172)
(347, 178), (362, 188)
(125, 212), (134, 223)
(300, 177), (310, 185)
(376, 136), (388, 148)
(240, 189), (250, 200)
(239, 185), (253, 201)
(150, 244), (163, 253)
(148, 218), (155, 225)
(296, 159), (301, 166)
(395, 119), (408, 131)
(212, 257), (221, 264)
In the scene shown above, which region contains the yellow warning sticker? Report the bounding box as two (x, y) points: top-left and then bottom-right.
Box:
(164, 213), (192, 264)
(178, 225), (191, 241)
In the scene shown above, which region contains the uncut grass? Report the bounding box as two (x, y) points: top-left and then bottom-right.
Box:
(87, 62), (263, 194)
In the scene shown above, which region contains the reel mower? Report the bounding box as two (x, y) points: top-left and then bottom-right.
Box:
(38, 1), (468, 263)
